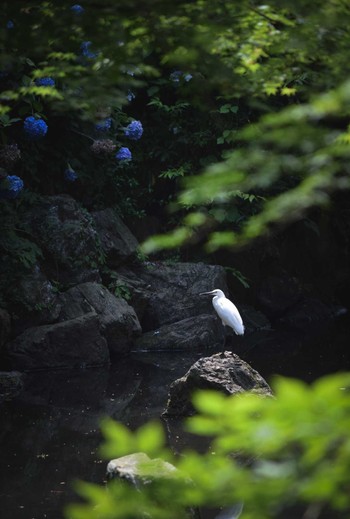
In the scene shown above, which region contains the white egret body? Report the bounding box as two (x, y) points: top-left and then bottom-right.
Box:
(200, 289), (244, 336)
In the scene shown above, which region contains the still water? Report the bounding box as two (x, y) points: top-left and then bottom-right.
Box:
(1, 314), (349, 519)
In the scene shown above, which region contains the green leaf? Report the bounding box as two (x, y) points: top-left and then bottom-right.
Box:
(136, 421), (165, 455)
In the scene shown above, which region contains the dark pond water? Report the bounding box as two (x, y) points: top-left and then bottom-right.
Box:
(1, 313), (349, 519)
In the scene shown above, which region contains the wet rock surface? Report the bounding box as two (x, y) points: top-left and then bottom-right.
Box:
(164, 351), (272, 417)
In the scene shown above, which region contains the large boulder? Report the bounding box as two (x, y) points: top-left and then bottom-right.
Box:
(58, 282), (141, 355)
(24, 195), (102, 284)
(134, 314), (223, 352)
(92, 208), (139, 267)
(116, 262), (228, 331)
(5, 313), (110, 371)
(164, 351), (272, 416)
(10, 265), (61, 336)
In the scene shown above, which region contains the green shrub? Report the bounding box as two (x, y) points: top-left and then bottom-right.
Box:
(66, 373), (350, 519)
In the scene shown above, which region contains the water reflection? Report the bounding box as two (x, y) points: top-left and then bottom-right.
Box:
(0, 314), (349, 519)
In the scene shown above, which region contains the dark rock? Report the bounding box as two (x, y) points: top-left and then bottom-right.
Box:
(11, 265), (61, 336)
(25, 195), (102, 284)
(5, 313), (110, 371)
(92, 208), (139, 267)
(164, 351), (272, 416)
(116, 262), (228, 331)
(239, 304), (271, 334)
(257, 271), (303, 318)
(0, 371), (24, 403)
(58, 282), (141, 355)
(134, 314), (223, 352)
(107, 452), (179, 482)
(106, 453), (200, 518)
(0, 308), (11, 349)
(279, 298), (333, 331)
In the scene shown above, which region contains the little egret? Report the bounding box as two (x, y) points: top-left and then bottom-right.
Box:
(200, 289), (244, 339)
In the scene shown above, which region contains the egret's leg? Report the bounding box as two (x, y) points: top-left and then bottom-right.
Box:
(222, 324), (226, 348)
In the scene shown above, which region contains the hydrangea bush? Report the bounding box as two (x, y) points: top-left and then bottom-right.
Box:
(0, 0), (265, 311)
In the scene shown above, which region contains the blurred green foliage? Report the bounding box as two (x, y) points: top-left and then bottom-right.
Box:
(66, 373), (350, 519)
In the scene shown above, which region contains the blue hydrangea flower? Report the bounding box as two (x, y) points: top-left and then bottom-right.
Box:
(23, 116), (48, 140)
(124, 120), (143, 140)
(80, 41), (98, 59)
(127, 90), (135, 102)
(95, 117), (112, 132)
(35, 77), (55, 87)
(115, 147), (132, 161)
(6, 20), (14, 29)
(64, 168), (78, 182)
(169, 71), (192, 83)
(0, 175), (24, 199)
(71, 4), (84, 13)
(169, 70), (182, 82)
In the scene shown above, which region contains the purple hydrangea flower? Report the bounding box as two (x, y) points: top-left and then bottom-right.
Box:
(91, 139), (116, 155)
(184, 73), (193, 82)
(95, 117), (112, 132)
(71, 4), (84, 14)
(35, 77), (55, 87)
(124, 120), (143, 140)
(64, 168), (78, 182)
(0, 175), (24, 199)
(23, 116), (48, 140)
(80, 41), (98, 59)
(6, 20), (14, 29)
(115, 147), (132, 161)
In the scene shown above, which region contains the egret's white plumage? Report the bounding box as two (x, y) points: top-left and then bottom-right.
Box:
(200, 289), (244, 336)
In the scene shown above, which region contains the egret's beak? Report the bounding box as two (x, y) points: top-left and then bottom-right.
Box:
(200, 291), (214, 296)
